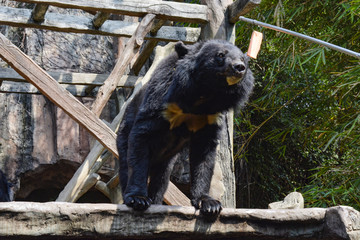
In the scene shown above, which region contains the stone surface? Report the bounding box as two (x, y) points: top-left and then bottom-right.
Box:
(0, 5), (118, 200)
(0, 202), (359, 239)
(268, 192), (305, 209)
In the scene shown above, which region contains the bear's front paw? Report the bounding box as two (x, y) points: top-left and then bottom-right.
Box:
(192, 196), (222, 217)
(125, 195), (152, 211)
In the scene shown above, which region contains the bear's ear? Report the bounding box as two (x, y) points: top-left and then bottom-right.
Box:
(175, 41), (190, 58)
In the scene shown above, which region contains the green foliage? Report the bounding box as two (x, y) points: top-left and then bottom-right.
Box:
(234, 0), (360, 209)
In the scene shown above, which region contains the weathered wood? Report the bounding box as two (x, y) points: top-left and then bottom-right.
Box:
(150, 19), (167, 36)
(71, 173), (101, 202)
(0, 67), (140, 87)
(56, 141), (108, 202)
(0, 81), (99, 97)
(132, 19), (168, 75)
(132, 39), (158, 75)
(31, 4), (49, 22)
(228, 0), (261, 24)
(56, 108), (125, 202)
(0, 7), (201, 43)
(1, 202), (359, 239)
(199, 0), (237, 209)
(164, 182), (191, 206)
(14, 0), (209, 23)
(91, 13), (156, 117)
(0, 32), (118, 156)
(95, 180), (111, 199)
(200, 0), (234, 41)
(92, 12), (111, 29)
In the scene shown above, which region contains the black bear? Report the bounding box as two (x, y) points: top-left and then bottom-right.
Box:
(117, 40), (254, 216)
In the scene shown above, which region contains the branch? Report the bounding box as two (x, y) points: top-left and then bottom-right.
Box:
(228, 0), (261, 24)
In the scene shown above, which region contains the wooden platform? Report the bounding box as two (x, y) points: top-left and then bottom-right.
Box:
(0, 202), (359, 239)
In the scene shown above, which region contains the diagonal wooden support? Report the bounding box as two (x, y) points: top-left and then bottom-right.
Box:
(92, 11), (111, 29)
(91, 13), (156, 117)
(132, 19), (168, 75)
(0, 32), (118, 156)
(31, 4), (49, 22)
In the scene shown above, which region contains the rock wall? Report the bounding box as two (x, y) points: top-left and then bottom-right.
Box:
(0, 4), (119, 201)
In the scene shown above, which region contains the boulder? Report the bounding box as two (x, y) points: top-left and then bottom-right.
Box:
(268, 192), (304, 209)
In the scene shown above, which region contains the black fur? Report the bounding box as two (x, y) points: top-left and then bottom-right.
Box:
(117, 40), (254, 215)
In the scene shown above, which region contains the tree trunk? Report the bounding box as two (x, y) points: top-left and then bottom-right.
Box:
(200, 0), (236, 208)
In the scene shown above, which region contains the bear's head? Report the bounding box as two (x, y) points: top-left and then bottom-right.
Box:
(197, 40), (248, 86)
(168, 40), (254, 115)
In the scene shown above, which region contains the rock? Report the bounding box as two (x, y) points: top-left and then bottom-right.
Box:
(268, 192), (304, 209)
(0, 5), (118, 200)
(0, 202), (359, 239)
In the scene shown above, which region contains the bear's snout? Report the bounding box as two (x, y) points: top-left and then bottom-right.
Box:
(232, 62), (246, 76)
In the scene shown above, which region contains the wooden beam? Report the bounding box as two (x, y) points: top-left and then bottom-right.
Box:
(132, 19), (168, 75)
(199, 0), (236, 208)
(92, 12), (111, 29)
(0, 32), (118, 156)
(228, 0), (261, 24)
(31, 4), (49, 22)
(0, 67), (140, 87)
(0, 81), (99, 97)
(0, 7), (201, 43)
(13, 0), (208, 23)
(164, 182), (191, 206)
(91, 14), (156, 117)
(132, 39), (158, 75)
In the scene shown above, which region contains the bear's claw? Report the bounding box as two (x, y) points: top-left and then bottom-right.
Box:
(125, 195), (152, 211)
(200, 198), (222, 216)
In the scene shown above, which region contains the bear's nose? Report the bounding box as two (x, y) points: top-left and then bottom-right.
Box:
(233, 63), (246, 73)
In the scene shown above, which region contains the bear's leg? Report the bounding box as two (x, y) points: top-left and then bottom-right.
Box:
(189, 125), (222, 216)
(123, 129), (152, 211)
(117, 127), (130, 193)
(148, 154), (179, 204)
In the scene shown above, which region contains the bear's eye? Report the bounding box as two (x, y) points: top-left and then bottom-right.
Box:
(217, 52), (225, 58)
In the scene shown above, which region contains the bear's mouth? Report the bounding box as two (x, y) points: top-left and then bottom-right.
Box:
(226, 70), (245, 85)
(222, 67), (245, 85)
(217, 69), (245, 86)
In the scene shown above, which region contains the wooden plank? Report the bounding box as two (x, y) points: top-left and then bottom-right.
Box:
(132, 39), (158, 75)
(132, 19), (168, 75)
(0, 32), (118, 156)
(0, 67), (141, 87)
(0, 7), (201, 43)
(91, 14), (156, 117)
(92, 12), (110, 29)
(31, 4), (49, 22)
(0, 81), (99, 97)
(164, 182), (191, 206)
(228, 0), (261, 24)
(14, 0), (208, 23)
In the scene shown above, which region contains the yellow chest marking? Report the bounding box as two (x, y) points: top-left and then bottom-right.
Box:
(162, 103), (219, 132)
